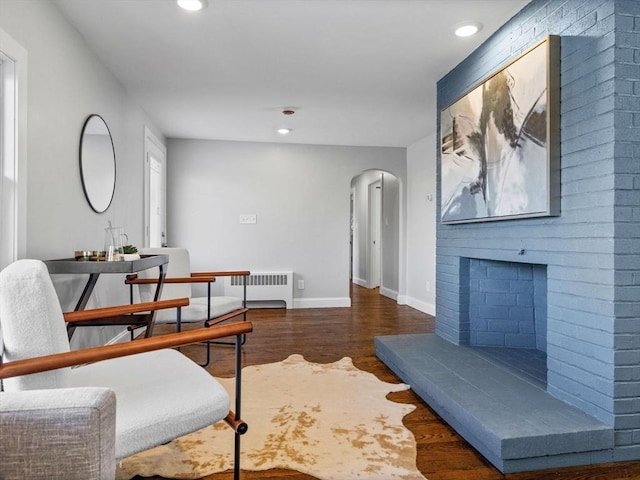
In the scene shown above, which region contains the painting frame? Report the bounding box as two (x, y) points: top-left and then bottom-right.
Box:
(440, 35), (560, 224)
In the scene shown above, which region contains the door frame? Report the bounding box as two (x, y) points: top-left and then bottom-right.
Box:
(368, 178), (382, 289)
(143, 126), (166, 248)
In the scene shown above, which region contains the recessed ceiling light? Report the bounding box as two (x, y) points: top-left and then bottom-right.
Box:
(454, 22), (482, 37)
(177, 0), (207, 12)
(277, 128), (292, 135)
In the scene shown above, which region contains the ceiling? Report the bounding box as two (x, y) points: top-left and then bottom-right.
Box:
(53, 0), (530, 148)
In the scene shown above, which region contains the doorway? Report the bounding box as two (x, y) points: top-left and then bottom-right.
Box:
(350, 170), (400, 299)
(143, 127), (166, 248)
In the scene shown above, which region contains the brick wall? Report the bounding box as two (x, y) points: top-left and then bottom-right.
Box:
(611, 0), (640, 459)
(436, 0), (640, 459)
(469, 259), (547, 351)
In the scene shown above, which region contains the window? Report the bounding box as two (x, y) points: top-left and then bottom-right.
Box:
(0, 28), (27, 270)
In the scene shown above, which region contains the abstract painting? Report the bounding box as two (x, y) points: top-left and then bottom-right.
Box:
(440, 36), (559, 224)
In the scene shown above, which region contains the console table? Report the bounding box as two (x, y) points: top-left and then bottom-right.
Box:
(44, 254), (169, 338)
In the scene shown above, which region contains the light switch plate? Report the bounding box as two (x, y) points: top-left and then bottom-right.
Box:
(239, 214), (257, 224)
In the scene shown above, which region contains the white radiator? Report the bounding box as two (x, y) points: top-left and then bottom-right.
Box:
(224, 271), (293, 309)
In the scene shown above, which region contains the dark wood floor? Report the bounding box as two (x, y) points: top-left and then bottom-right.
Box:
(144, 285), (640, 480)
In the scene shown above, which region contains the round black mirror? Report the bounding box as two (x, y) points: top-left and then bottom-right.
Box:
(79, 114), (116, 213)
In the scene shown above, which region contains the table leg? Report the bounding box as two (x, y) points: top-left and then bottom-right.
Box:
(144, 264), (166, 337)
(75, 273), (100, 311)
(67, 273), (100, 339)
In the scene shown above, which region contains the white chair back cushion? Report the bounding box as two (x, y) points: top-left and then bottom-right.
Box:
(137, 248), (192, 301)
(0, 259), (71, 391)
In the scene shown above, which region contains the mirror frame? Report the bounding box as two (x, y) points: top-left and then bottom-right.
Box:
(79, 114), (116, 214)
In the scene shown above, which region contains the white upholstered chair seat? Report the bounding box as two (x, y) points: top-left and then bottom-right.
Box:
(67, 349), (229, 458)
(154, 295), (242, 324)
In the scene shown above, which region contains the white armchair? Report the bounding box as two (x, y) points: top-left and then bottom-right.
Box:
(126, 247), (249, 366)
(0, 259), (251, 480)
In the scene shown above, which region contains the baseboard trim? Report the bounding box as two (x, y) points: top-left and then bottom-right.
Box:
(293, 297), (351, 309)
(352, 277), (368, 288)
(406, 296), (435, 315)
(380, 287), (398, 301)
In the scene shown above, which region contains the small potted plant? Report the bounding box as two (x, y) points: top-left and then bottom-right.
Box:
(121, 245), (140, 261)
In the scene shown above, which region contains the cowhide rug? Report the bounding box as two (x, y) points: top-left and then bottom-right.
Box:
(117, 354), (426, 480)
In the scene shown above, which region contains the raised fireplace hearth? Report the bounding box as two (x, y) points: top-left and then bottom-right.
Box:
(375, 333), (613, 473)
(377, 256), (614, 472)
(378, 255), (626, 473)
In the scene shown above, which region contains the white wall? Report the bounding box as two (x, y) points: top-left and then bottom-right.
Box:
(404, 133), (436, 315)
(166, 139), (406, 308)
(381, 173), (400, 299)
(0, 1), (165, 346)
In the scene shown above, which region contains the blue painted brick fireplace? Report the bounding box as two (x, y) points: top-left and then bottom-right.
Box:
(437, 0), (640, 449)
(377, 0), (640, 471)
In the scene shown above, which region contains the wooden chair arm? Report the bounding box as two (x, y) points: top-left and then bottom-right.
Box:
(63, 298), (189, 324)
(191, 270), (250, 278)
(125, 274), (216, 285)
(166, 276), (216, 284)
(204, 307), (249, 327)
(0, 321), (253, 380)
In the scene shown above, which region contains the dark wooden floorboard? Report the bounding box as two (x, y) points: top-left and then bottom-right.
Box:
(136, 285), (640, 480)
